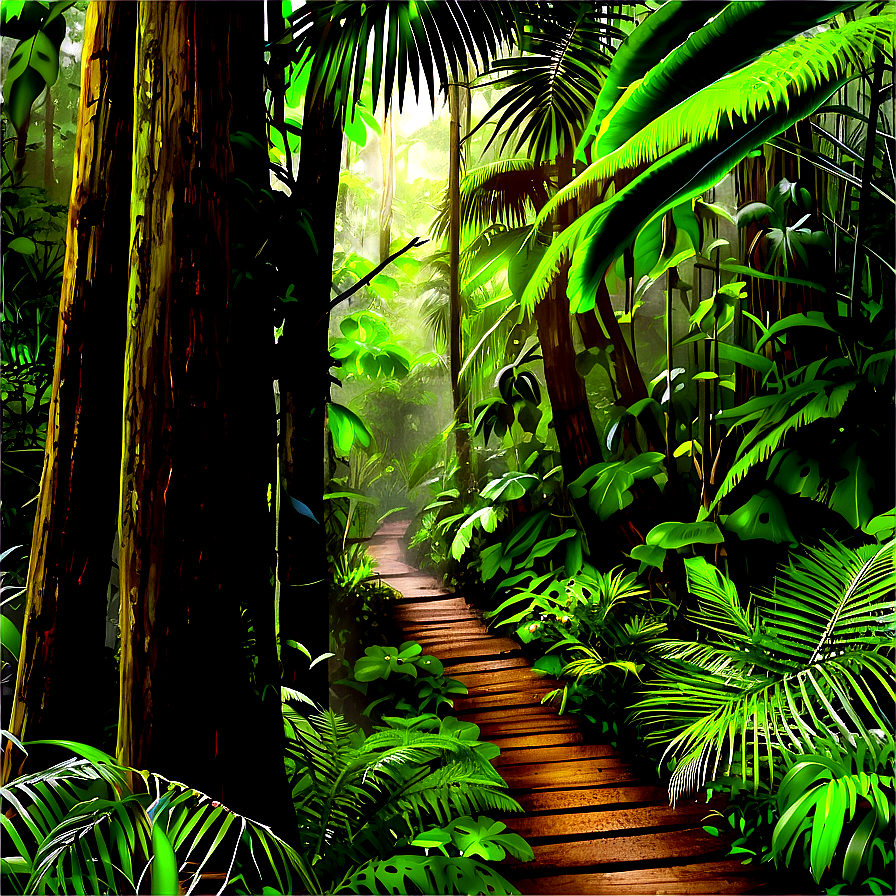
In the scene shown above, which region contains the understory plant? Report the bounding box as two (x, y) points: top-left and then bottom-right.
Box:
(0, 736), (315, 896)
(342, 639), (468, 719)
(631, 535), (895, 891)
(281, 709), (531, 894)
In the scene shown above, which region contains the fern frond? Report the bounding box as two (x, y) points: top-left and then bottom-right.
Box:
(633, 540), (896, 803)
(711, 379), (857, 506)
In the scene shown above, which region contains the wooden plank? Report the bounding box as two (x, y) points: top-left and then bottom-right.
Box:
(492, 743), (618, 766)
(413, 632), (494, 645)
(511, 785), (669, 813)
(501, 802), (718, 838)
(441, 657), (531, 674)
(451, 666), (544, 685)
(400, 619), (486, 632)
(489, 731), (585, 750)
(474, 717), (582, 739)
(437, 639), (523, 660)
(393, 609), (480, 623)
(395, 593), (470, 619)
(499, 759), (640, 790)
(502, 827), (725, 870)
(457, 704), (562, 722)
(507, 864), (765, 896)
(454, 691), (552, 712)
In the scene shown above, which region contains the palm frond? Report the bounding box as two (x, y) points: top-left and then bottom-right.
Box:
(523, 16), (891, 311)
(576, 0), (728, 160)
(589, 1), (864, 160)
(632, 539), (896, 804)
(711, 378), (857, 505)
(473, 3), (617, 161)
(288, 1), (521, 121)
(431, 160), (551, 240)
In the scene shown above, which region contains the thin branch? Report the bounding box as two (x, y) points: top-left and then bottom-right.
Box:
(326, 236), (429, 313)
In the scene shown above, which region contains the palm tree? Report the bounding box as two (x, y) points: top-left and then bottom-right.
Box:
(271, 2), (522, 692)
(468, 2), (620, 480)
(632, 537), (895, 803)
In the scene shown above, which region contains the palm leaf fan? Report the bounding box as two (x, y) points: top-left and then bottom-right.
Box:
(632, 539), (895, 804)
(431, 159), (552, 240)
(471, 2), (618, 161)
(585, 0), (863, 161)
(522, 14), (892, 313)
(287, 1), (522, 124)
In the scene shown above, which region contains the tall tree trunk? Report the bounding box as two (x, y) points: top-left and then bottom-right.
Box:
(534, 151), (601, 481)
(228, 1), (299, 840)
(277, 86), (343, 706)
(2, 1), (136, 787)
(117, 2), (283, 829)
(43, 84), (54, 192)
(448, 80), (474, 495)
(379, 107), (395, 263)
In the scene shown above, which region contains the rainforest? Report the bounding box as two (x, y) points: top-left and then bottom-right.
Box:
(0, 2), (894, 894)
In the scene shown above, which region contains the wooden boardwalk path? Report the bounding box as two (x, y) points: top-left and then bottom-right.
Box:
(367, 521), (770, 895)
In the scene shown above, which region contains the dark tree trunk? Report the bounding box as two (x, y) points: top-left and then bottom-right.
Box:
(2, 1), (136, 786)
(117, 2), (287, 831)
(534, 151), (601, 482)
(277, 86), (343, 706)
(448, 81), (474, 495)
(227, 1), (299, 840)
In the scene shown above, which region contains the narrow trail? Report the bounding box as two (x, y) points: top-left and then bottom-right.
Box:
(367, 521), (770, 895)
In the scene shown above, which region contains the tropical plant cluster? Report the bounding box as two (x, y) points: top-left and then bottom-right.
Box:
(1, 1), (894, 894)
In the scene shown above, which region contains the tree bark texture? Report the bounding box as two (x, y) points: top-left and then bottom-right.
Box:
(534, 152), (600, 482)
(117, 2), (275, 823)
(448, 81), (474, 495)
(277, 85), (343, 704)
(227, 1), (299, 840)
(2, 1), (135, 786)
(379, 107), (395, 264)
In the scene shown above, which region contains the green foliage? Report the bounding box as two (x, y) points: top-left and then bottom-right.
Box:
(567, 452), (665, 521)
(1, 1), (70, 135)
(281, 709), (525, 893)
(632, 538), (895, 803)
(330, 311), (413, 380)
(287, 2), (521, 119)
(0, 738), (315, 896)
(474, 3), (620, 161)
(772, 735), (894, 886)
(523, 9), (892, 312)
(343, 639), (467, 719)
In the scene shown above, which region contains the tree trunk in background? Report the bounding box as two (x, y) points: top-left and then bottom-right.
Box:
(448, 81), (474, 495)
(43, 84), (53, 192)
(227, 1), (298, 840)
(277, 86), (343, 706)
(117, 2), (286, 831)
(379, 107), (395, 263)
(534, 151), (600, 481)
(2, 2), (135, 787)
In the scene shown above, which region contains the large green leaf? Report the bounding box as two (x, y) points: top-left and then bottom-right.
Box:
(522, 14), (891, 313)
(646, 521), (725, 550)
(723, 489), (797, 545)
(829, 445), (874, 530)
(575, 0), (728, 161)
(327, 403), (372, 454)
(588, 1), (861, 161)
